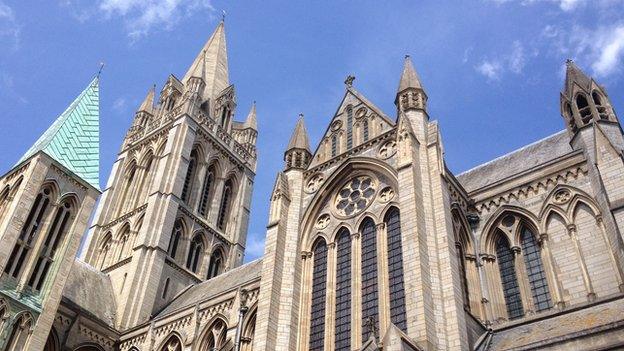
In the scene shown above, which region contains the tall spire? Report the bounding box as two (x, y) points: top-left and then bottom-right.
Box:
(397, 55), (424, 93)
(563, 59), (592, 96)
(287, 115), (311, 152)
(18, 77), (100, 189)
(182, 21), (229, 102)
(138, 85), (155, 113)
(244, 101), (257, 130)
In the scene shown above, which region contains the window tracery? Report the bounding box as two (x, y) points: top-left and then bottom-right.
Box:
(385, 208), (407, 331)
(334, 176), (376, 217)
(186, 234), (204, 273)
(496, 234), (524, 319)
(309, 238), (328, 350)
(167, 220), (183, 259)
(217, 179), (234, 231)
(360, 218), (379, 340)
(334, 229), (351, 350)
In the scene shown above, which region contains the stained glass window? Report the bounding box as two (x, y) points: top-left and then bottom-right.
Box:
(520, 227), (552, 312)
(335, 229), (351, 350)
(361, 218), (379, 340)
(385, 208), (407, 332)
(309, 238), (328, 351)
(496, 235), (524, 319)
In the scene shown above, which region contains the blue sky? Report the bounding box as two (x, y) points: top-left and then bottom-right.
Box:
(1, 0), (623, 262)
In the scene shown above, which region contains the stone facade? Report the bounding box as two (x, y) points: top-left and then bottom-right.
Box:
(1, 22), (624, 351)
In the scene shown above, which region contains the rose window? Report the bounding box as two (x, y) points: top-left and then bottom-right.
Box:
(335, 176), (376, 217)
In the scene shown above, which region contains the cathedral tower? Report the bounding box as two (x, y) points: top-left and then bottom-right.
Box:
(82, 21), (258, 330)
(0, 77), (101, 350)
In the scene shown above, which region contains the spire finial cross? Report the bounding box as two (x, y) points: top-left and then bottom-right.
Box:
(222, 10), (226, 22)
(344, 75), (355, 87)
(97, 62), (105, 78)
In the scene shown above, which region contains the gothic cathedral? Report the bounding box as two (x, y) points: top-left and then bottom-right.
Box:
(1, 21), (624, 351)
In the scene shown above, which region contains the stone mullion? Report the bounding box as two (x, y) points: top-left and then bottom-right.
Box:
(476, 255), (494, 323)
(465, 256), (481, 315)
(567, 224), (596, 301)
(512, 246), (534, 315)
(376, 222), (391, 334)
(208, 177), (226, 226)
(190, 161), (208, 213)
(538, 233), (565, 309)
(297, 252), (313, 351)
(325, 242), (337, 350)
(484, 256), (504, 321)
(351, 232), (362, 349)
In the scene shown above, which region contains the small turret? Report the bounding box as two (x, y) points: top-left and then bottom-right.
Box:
(560, 59), (618, 134)
(284, 115), (312, 170)
(395, 55), (427, 113)
(134, 85), (155, 128)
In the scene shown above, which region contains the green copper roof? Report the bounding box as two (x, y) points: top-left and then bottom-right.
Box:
(18, 77), (100, 190)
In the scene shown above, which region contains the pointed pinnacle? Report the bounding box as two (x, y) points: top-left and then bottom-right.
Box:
(287, 115), (311, 151)
(398, 55), (424, 93)
(244, 101), (257, 130)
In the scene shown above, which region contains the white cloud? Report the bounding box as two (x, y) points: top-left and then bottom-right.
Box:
(113, 97), (127, 111)
(63, 0), (215, 40)
(0, 1), (20, 50)
(591, 25), (624, 76)
(509, 41), (526, 74)
(244, 233), (265, 262)
(558, 0), (582, 11)
(476, 60), (503, 80)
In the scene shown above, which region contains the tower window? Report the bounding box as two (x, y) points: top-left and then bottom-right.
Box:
(334, 229), (351, 351)
(496, 235), (524, 319)
(217, 179), (233, 231)
(198, 166), (215, 217)
(576, 94), (592, 123)
(309, 238), (328, 351)
(360, 218), (379, 340)
(27, 200), (73, 292)
(168, 221), (183, 259)
(592, 91), (609, 120)
(186, 234), (204, 273)
(331, 135), (338, 158)
(207, 249), (224, 279)
(363, 119), (369, 142)
(385, 208), (407, 332)
(98, 233), (112, 269)
(5, 187), (52, 279)
(346, 106), (353, 150)
(181, 150), (198, 203)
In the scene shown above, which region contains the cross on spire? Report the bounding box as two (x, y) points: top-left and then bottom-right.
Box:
(344, 75), (355, 87)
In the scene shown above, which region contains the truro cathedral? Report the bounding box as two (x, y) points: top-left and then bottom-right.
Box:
(1, 21), (624, 351)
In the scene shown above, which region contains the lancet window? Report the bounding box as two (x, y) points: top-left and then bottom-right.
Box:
(309, 238), (328, 351)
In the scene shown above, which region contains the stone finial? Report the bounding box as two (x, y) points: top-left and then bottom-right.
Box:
(344, 75), (355, 87)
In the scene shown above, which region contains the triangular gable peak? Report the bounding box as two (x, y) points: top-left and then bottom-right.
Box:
(309, 87), (394, 167)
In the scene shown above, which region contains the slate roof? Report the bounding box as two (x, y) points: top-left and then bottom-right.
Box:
(18, 77), (100, 189)
(484, 298), (624, 350)
(62, 259), (116, 326)
(456, 130), (574, 193)
(157, 259), (263, 317)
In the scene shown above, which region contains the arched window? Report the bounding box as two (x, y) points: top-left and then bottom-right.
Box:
(162, 277), (170, 299)
(496, 235), (524, 319)
(362, 119), (369, 142)
(0, 185), (10, 223)
(346, 106), (353, 150)
(5, 186), (53, 279)
(118, 162), (136, 215)
(576, 94), (592, 123)
(207, 249), (224, 279)
(452, 211), (471, 310)
(241, 309), (257, 351)
(201, 319), (227, 350)
(198, 165), (215, 217)
(181, 149), (198, 203)
(186, 234), (204, 273)
(160, 334), (182, 351)
(309, 238), (328, 351)
(334, 229), (351, 351)
(98, 233), (112, 269)
(44, 327), (60, 351)
(217, 179), (233, 231)
(360, 218), (379, 340)
(5, 313), (33, 351)
(385, 208), (407, 331)
(520, 227), (552, 312)
(27, 199), (74, 291)
(137, 154), (154, 205)
(167, 220), (183, 259)
(221, 106), (230, 128)
(592, 91), (609, 119)
(117, 225), (131, 261)
(331, 135), (338, 157)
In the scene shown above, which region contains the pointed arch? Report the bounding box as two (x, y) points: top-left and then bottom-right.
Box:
(334, 227), (351, 350)
(575, 93), (592, 123)
(480, 206), (540, 254)
(309, 237), (328, 351)
(198, 162), (217, 217)
(217, 177), (236, 231)
(116, 223), (132, 261)
(384, 207), (407, 332)
(241, 304), (257, 351)
(360, 216), (379, 339)
(207, 246), (225, 279)
(199, 317), (228, 350)
(167, 219), (184, 260)
(186, 232), (205, 273)
(158, 333), (182, 351)
(4, 311), (34, 351)
(97, 232), (113, 269)
(495, 234), (524, 320)
(27, 194), (77, 291)
(44, 327), (60, 351)
(181, 147), (200, 203)
(4, 183), (56, 279)
(118, 159), (137, 215)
